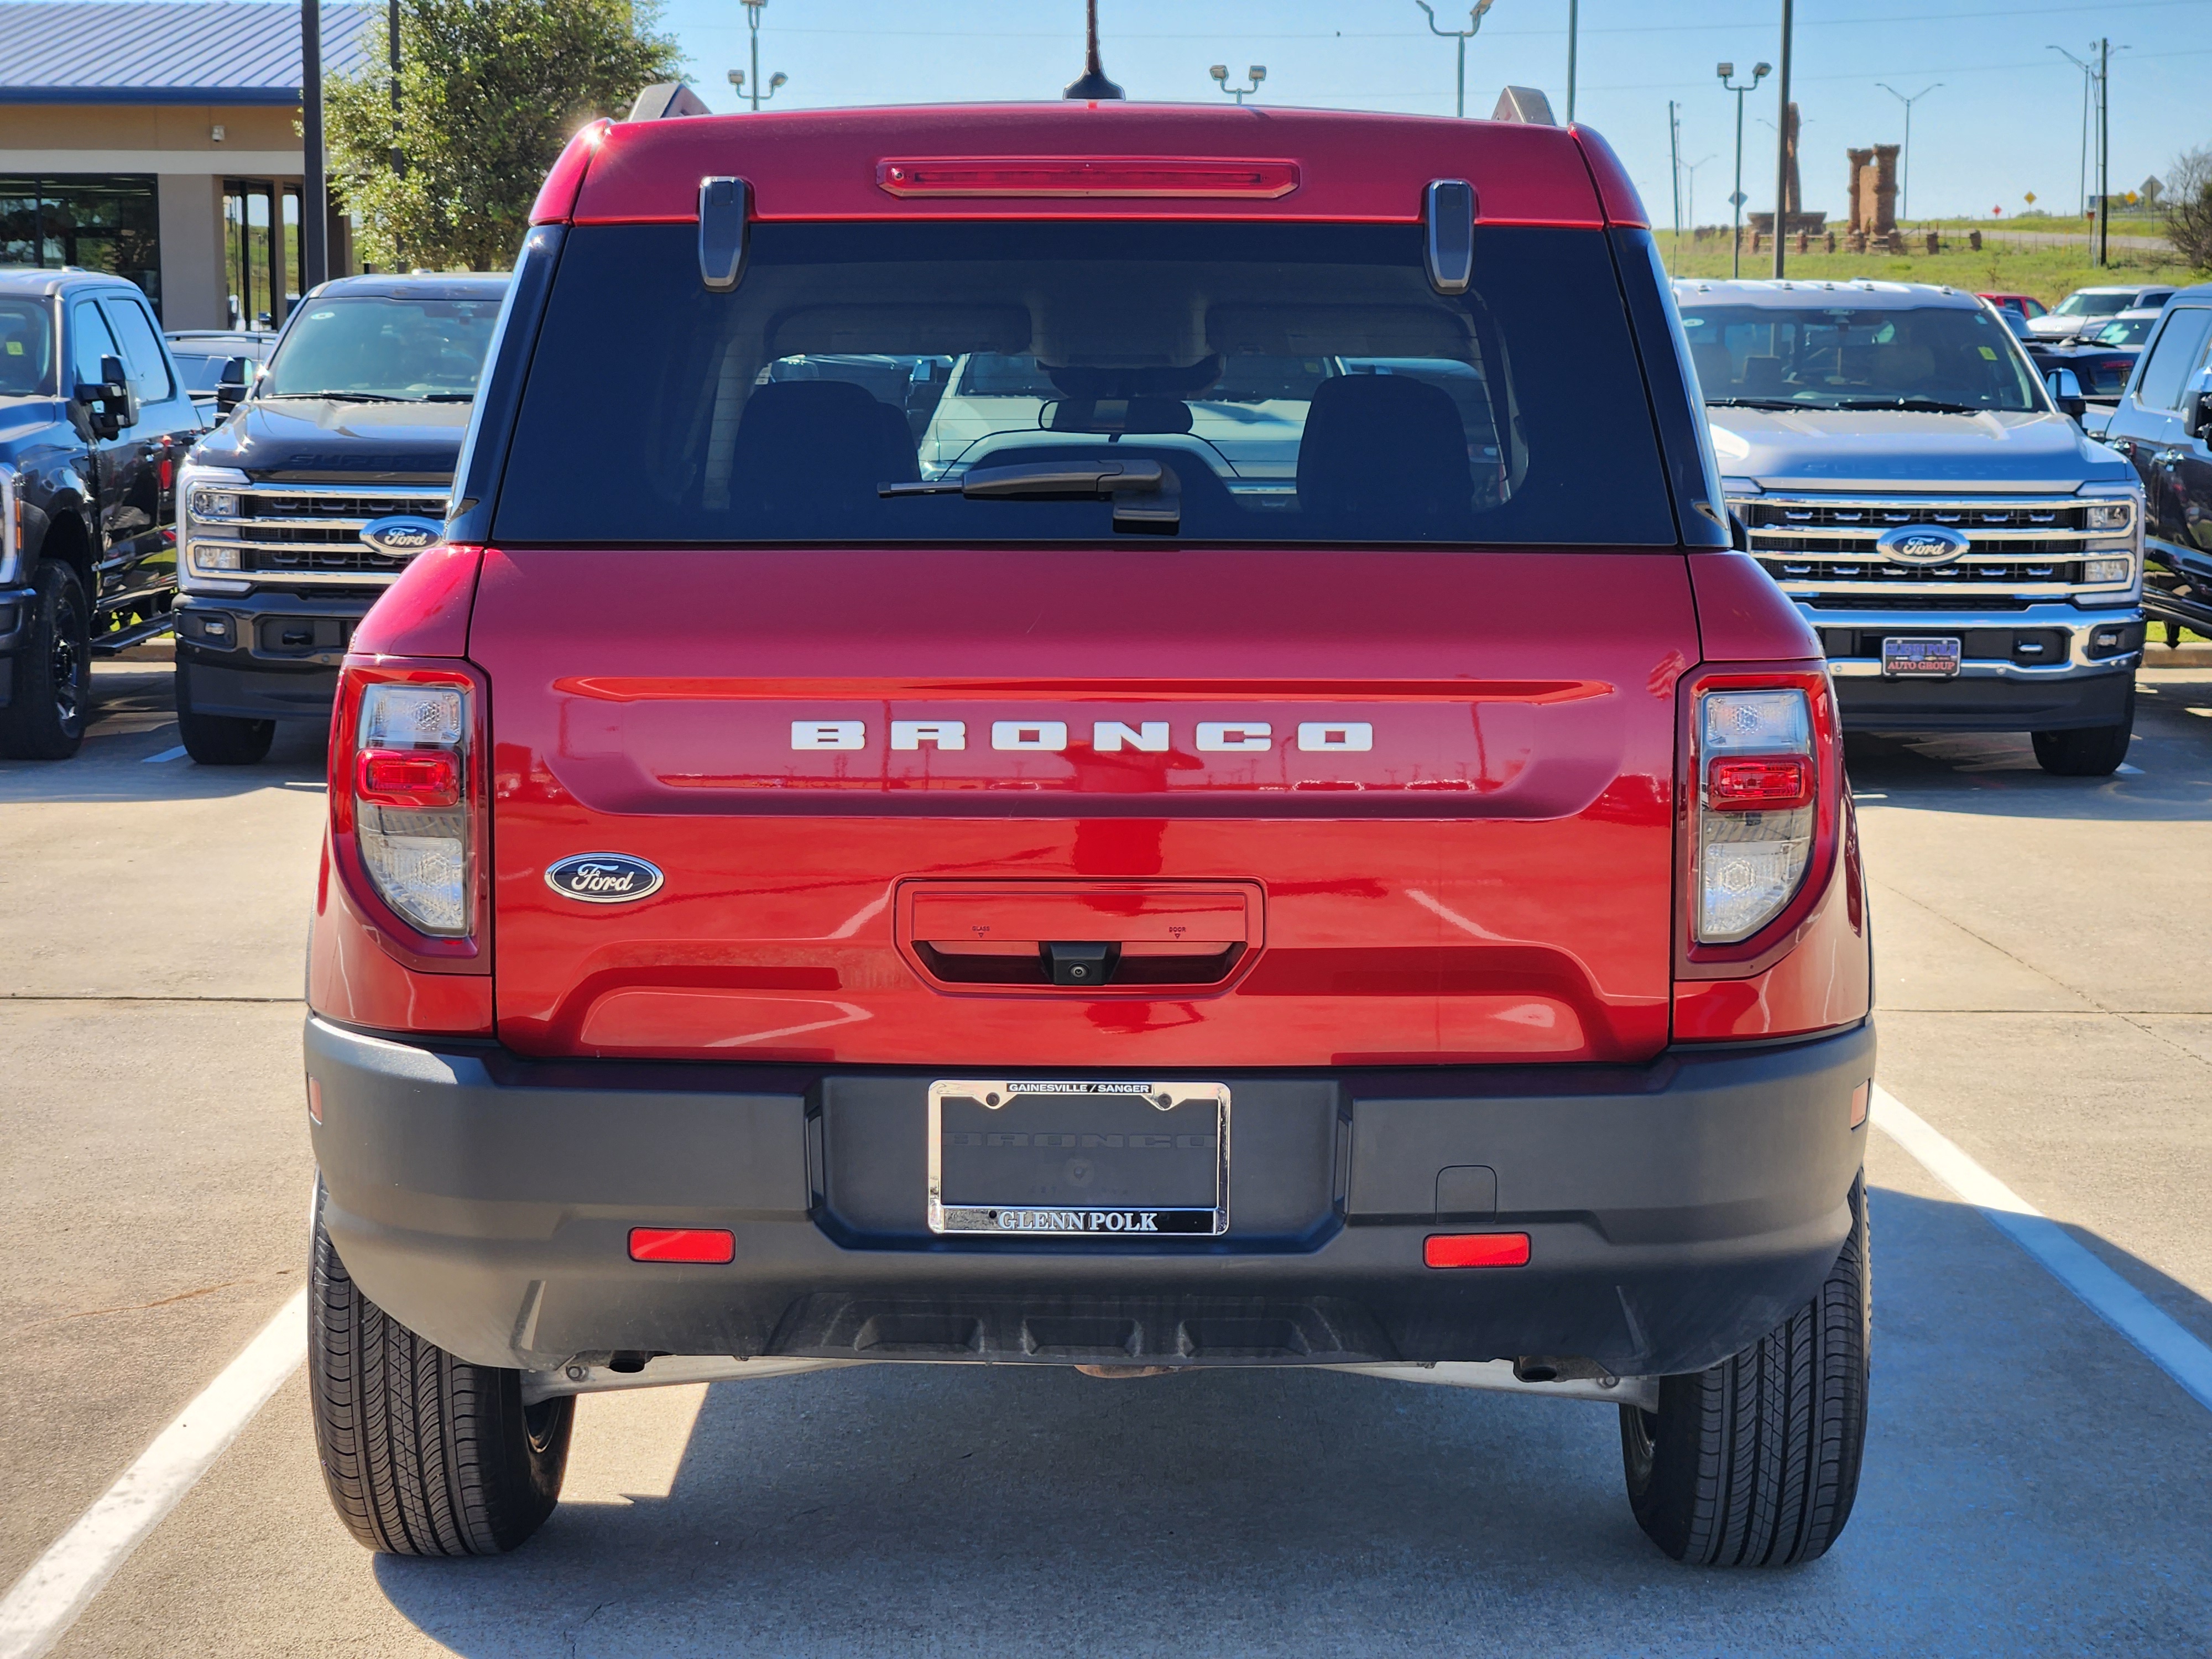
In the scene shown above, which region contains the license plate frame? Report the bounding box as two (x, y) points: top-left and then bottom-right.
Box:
(926, 1079), (1230, 1237)
(1881, 635), (1963, 678)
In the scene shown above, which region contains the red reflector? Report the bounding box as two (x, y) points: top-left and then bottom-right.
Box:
(1850, 1081), (1870, 1129)
(306, 1076), (322, 1124)
(877, 156), (1300, 199)
(628, 1228), (734, 1264)
(1708, 754), (1813, 810)
(354, 747), (461, 809)
(1424, 1232), (1531, 1269)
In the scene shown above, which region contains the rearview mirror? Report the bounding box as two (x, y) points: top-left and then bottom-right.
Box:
(2044, 367), (2086, 421)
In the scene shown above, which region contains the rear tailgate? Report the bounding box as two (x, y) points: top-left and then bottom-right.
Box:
(473, 545), (1692, 1067)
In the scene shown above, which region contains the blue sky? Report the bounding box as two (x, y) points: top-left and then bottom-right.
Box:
(650, 0), (2212, 225)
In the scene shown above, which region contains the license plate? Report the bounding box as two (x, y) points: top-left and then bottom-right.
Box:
(1882, 636), (1962, 678)
(927, 1079), (1229, 1237)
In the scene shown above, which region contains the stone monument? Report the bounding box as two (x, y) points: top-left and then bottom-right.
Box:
(1845, 144), (1900, 238)
(1746, 104), (1828, 237)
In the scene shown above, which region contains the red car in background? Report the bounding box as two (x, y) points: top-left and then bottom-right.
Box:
(1978, 291), (2049, 319)
(300, 102), (1874, 1569)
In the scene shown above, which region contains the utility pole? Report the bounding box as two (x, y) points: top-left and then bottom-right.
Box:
(1717, 60), (1768, 280)
(1668, 101), (1683, 269)
(1415, 0), (1496, 119)
(301, 0), (327, 291)
(1771, 0), (1793, 278)
(1566, 0), (1578, 124)
(1875, 81), (1940, 225)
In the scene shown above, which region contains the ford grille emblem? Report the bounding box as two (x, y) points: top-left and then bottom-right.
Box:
(359, 514), (444, 557)
(1874, 524), (1971, 566)
(545, 854), (665, 905)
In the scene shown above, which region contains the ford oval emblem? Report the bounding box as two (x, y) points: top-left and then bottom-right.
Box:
(359, 514), (445, 557)
(545, 853), (665, 905)
(1874, 524), (1971, 566)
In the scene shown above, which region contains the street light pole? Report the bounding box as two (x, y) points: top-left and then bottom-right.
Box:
(1209, 64), (1266, 105)
(1415, 0), (1496, 119)
(1875, 81), (1940, 225)
(2095, 35), (2110, 267)
(1771, 0), (1793, 278)
(1668, 100), (1682, 267)
(736, 0), (785, 111)
(1717, 60), (1769, 280)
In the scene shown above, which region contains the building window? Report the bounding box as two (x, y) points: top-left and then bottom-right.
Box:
(0, 175), (163, 316)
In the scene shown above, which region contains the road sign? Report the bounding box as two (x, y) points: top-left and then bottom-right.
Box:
(1729, 191), (1747, 207)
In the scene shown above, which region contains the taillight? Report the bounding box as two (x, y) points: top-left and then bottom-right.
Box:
(351, 678), (474, 936)
(1694, 688), (1815, 943)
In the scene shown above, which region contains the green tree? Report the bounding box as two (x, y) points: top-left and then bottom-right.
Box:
(326, 0), (682, 272)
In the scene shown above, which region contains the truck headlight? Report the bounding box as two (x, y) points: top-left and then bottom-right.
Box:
(2081, 555), (2132, 585)
(2084, 501), (2132, 533)
(176, 462), (252, 592)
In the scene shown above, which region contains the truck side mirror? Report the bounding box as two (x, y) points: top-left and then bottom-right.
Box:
(2192, 389), (2212, 444)
(215, 359), (253, 414)
(73, 352), (132, 437)
(2044, 367), (2086, 421)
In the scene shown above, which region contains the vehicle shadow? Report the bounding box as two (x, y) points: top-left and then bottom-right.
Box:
(0, 660), (327, 804)
(1843, 671), (2212, 824)
(369, 1186), (2212, 1657)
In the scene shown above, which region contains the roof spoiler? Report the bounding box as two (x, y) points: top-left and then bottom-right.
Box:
(1491, 86), (1557, 125)
(627, 81), (711, 122)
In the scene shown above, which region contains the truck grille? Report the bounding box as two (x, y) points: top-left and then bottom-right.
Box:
(226, 483), (450, 582)
(1736, 494), (2105, 603)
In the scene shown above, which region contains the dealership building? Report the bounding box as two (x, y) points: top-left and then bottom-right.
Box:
(0, 0), (371, 330)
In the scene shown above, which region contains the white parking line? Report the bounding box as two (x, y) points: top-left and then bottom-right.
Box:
(1873, 1085), (2212, 1413)
(139, 745), (187, 764)
(0, 1291), (305, 1659)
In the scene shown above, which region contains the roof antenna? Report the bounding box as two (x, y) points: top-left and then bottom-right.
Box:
(1063, 0), (1124, 99)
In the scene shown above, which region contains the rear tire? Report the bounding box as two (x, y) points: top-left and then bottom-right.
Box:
(2031, 681), (2133, 777)
(0, 561), (92, 760)
(1619, 1173), (1869, 1567)
(309, 1180), (572, 1555)
(175, 661), (274, 765)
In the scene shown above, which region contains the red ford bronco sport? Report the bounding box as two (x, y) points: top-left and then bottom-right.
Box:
(304, 101), (1874, 1567)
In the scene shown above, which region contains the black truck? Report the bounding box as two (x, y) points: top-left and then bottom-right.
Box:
(0, 269), (203, 759)
(2098, 285), (2212, 646)
(173, 273), (509, 763)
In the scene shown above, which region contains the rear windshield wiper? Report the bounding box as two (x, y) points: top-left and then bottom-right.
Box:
(881, 458), (1181, 535)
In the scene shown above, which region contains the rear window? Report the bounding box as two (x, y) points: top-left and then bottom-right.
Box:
(495, 221), (1676, 546)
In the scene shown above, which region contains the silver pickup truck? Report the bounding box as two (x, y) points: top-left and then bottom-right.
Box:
(1675, 279), (2146, 776)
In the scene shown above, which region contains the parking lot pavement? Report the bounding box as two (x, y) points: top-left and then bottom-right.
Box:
(5, 666), (2211, 1656)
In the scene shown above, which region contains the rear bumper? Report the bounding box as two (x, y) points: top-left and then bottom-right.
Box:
(307, 1016), (1874, 1379)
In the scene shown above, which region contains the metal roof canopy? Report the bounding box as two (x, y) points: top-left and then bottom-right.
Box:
(0, 0), (375, 105)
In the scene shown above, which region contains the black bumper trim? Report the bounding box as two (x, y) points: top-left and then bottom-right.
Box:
(306, 1018), (1874, 1378)
(1834, 667), (2133, 733)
